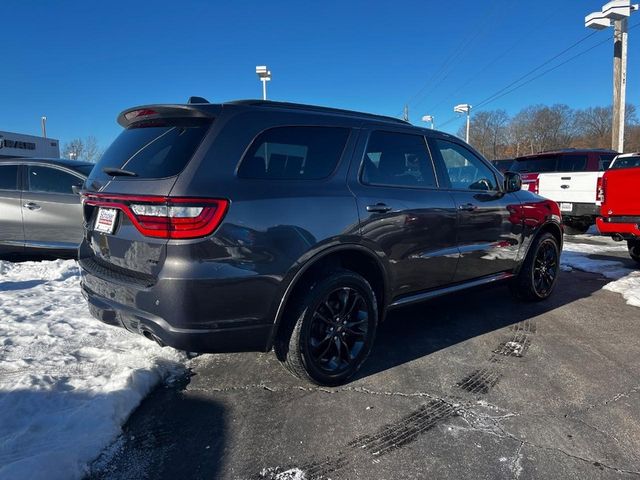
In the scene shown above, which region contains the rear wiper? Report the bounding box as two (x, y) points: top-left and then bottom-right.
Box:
(103, 167), (138, 177)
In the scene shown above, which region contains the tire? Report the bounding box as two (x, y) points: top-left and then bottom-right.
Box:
(274, 269), (378, 386)
(511, 232), (560, 301)
(629, 240), (640, 265)
(563, 222), (590, 235)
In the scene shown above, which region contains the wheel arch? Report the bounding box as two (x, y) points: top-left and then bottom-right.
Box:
(266, 244), (390, 351)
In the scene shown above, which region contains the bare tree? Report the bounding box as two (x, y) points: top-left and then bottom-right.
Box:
(62, 136), (102, 162)
(462, 110), (509, 159)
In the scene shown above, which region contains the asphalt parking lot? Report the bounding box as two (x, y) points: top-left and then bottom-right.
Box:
(89, 238), (640, 480)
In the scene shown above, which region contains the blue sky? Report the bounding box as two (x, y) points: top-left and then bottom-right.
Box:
(1, 0), (638, 151)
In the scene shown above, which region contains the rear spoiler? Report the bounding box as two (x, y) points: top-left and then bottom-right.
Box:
(117, 104), (219, 128)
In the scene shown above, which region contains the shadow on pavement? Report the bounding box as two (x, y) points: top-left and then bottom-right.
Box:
(86, 376), (226, 480)
(356, 271), (607, 380)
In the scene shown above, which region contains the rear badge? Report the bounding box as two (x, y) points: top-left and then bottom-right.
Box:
(95, 208), (118, 234)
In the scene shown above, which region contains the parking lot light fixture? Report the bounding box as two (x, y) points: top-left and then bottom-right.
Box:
(256, 65), (272, 101)
(421, 115), (435, 129)
(454, 104), (472, 143)
(585, 0), (639, 151)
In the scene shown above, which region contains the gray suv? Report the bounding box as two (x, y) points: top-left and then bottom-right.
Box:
(0, 157), (93, 256)
(79, 99), (563, 385)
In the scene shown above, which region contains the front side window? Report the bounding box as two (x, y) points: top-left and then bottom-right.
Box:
(361, 131), (436, 188)
(558, 155), (587, 172)
(431, 139), (498, 191)
(0, 165), (19, 190)
(238, 126), (350, 180)
(28, 166), (80, 194)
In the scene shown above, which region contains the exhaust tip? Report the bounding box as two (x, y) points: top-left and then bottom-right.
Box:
(141, 329), (166, 347)
(612, 234), (624, 242)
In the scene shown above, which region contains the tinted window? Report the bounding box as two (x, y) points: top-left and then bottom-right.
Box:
(431, 139), (498, 191)
(512, 156), (558, 173)
(0, 165), (19, 190)
(28, 166), (80, 194)
(361, 131), (436, 188)
(238, 126), (349, 180)
(71, 164), (94, 176)
(610, 156), (640, 169)
(92, 118), (210, 179)
(599, 154), (616, 170)
(558, 155), (587, 171)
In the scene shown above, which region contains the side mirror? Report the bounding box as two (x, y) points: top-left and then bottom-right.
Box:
(72, 184), (83, 195)
(503, 171), (522, 193)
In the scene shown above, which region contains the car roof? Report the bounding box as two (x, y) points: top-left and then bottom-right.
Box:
(613, 152), (640, 159)
(118, 98), (412, 128)
(0, 157), (93, 168)
(515, 148), (617, 160)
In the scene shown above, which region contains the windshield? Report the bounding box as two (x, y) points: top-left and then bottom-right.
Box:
(610, 156), (640, 169)
(512, 156), (558, 173)
(89, 118), (211, 180)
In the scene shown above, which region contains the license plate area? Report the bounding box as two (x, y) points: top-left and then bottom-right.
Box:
(560, 202), (573, 212)
(94, 208), (118, 234)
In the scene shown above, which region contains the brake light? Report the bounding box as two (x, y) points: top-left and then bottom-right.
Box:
(532, 177), (540, 194)
(124, 109), (158, 121)
(82, 194), (228, 239)
(596, 176), (605, 203)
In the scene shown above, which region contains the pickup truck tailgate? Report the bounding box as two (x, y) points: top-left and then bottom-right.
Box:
(537, 172), (602, 204)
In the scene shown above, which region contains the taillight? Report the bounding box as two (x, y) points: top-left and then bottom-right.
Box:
(532, 177), (540, 194)
(82, 194), (229, 239)
(596, 176), (605, 203)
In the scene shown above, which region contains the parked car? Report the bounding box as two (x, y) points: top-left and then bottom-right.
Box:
(491, 158), (514, 173)
(79, 98), (563, 385)
(511, 149), (617, 234)
(596, 152), (640, 264)
(0, 157), (93, 257)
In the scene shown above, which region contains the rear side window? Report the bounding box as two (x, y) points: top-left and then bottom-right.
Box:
(0, 165), (19, 190)
(28, 166), (80, 194)
(92, 118), (210, 179)
(599, 154), (616, 170)
(610, 156), (640, 169)
(238, 126), (349, 180)
(558, 155), (587, 171)
(361, 131), (437, 188)
(512, 156), (558, 173)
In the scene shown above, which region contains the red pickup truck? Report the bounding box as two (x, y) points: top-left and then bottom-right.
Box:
(596, 153), (640, 264)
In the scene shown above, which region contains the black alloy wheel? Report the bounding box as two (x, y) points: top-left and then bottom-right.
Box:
(532, 239), (558, 297)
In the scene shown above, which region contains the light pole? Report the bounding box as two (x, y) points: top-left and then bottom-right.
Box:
(585, 0), (638, 152)
(421, 114), (435, 129)
(454, 104), (472, 143)
(256, 65), (272, 100)
(41, 116), (47, 138)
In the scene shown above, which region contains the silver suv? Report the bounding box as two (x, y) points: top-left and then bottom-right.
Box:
(0, 157), (93, 257)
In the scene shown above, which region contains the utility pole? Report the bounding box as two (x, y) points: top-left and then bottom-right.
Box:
(612, 17), (628, 152)
(585, 1), (637, 153)
(403, 105), (409, 122)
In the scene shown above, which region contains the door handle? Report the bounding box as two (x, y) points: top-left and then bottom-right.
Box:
(23, 202), (41, 211)
(366, 203), (392, 213)
(458, 203), (477, 212)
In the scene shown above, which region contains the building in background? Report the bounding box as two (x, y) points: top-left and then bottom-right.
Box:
(0, 131), (60, 159)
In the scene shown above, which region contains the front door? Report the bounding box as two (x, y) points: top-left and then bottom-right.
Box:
(22, 165), (84, 250)
(349, 129), (459, 297)
(428, 137), (522, 282)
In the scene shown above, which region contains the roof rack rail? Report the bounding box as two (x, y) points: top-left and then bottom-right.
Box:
(226, 99), (410, 125)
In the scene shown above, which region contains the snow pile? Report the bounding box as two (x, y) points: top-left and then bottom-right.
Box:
(0, 260), (187, 480)
(562, 240), (640, 308)
(259, 467), (308, 480)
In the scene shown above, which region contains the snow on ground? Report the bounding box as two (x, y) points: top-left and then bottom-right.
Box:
(0, 260), (187, 480)
(562, 237), (640, 308)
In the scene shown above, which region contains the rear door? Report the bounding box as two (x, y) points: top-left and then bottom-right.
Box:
(22, 164), (84, 249)
(428, 137), (522, 281)
(349, 128), (458, 297)
(0, 163), (24, 252)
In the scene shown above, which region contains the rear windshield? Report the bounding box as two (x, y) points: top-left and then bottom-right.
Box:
(72, 164), (95, 176)
(599, 153), (616, 170)
(610, 156), (640, 169)
(512, 156), (558, 173)
(90, 118), (211, 180)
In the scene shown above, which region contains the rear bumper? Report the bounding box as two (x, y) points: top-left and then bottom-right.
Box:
(596, 216), (640, 238)
(560, 202), (599, 219)
(81, 282), (272, 352)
